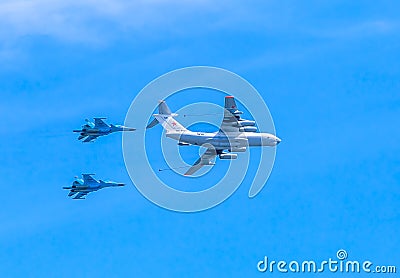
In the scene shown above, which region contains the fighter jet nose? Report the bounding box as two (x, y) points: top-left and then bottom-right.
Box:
(276, 137), (282, 145)
(119, 183), (125, 186)
(122, 127), (136, 131)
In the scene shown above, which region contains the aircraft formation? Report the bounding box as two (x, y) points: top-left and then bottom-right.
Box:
(66, 96), (281, 199)
(65, 118), (135, 199)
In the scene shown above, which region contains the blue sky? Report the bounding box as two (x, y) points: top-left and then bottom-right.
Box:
(1, 1), (399, 277)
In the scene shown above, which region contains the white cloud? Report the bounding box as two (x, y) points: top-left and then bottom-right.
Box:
(1, 1), (398, 44)
(0, 1), (398, 64)
(0, 0), (218, 44)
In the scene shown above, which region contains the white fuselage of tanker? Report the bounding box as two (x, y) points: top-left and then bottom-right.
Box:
(167, 130), (280, 150)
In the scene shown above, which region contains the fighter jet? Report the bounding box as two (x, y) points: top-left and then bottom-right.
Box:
(73, 117), (136, 142)
(146, 96), (281, 175)
(63, 174), (125, 199)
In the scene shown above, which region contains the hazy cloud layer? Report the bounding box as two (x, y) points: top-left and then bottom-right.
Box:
(1, 1), (397, 45)
(0, 0), (219, 43)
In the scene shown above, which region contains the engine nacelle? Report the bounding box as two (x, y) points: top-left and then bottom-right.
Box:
(219, 153), (238, 160)
(178, 142), (190, 146)
(229, 147), (246, 152)
(239, 126), (257, 132)
(236, 120), (256, 127)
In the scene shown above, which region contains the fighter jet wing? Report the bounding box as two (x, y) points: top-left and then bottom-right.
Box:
(68, 190), (77, 197)
(184, 147), (217, 176)
(219, 96), (243, 133)
(94, 118), (109, 128)
(82, 174), (98, 184)
(73, 192), (88, 199)
(82, 135), (98, 142)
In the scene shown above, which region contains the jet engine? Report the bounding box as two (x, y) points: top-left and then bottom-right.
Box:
(239, 126), (257, 132)
(229, 147), (246, 152)
(236, 120), (256, 127)
(178, 142), (190, 146)
(219, 153), (238, 160)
